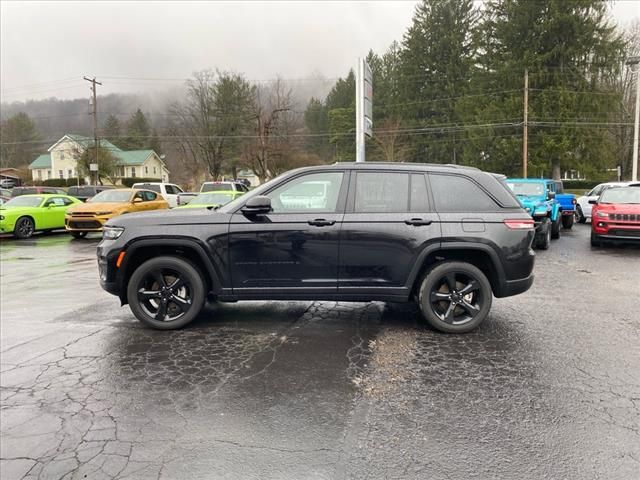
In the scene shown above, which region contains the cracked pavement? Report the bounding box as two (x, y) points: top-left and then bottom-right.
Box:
(1, 226), (639, 479)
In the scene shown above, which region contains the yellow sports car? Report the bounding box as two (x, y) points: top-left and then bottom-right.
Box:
(65, 188), (169, 238)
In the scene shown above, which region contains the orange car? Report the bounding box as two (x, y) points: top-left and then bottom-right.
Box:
(65, 188), (169, 238)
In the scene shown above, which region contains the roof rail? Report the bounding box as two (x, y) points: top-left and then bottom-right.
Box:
(332, 161), (480, 171)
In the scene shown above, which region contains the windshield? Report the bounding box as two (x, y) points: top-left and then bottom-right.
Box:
(3, 196), (44, 207)
(189, 193), (235, 205)
(90, 190), (132, 203)
(599, 187), (640, 204)
(202, 183), (232, 192)
(506, 182), (545, 196)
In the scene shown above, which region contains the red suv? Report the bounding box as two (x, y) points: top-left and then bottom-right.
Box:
(590, 185), (640, 246)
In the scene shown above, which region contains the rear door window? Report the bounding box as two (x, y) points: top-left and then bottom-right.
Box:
(430, 174), (498, 212)
(354, 172), (409, 213)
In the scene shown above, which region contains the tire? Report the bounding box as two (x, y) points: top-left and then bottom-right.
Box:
(14, 216), (35, 239)
(562, 214), (574, 229)
(71, 231), (88, 239)
(590, 231), (601, 248)
(417, 261), (493, 333)
(127, 256), (206, 330)
(535, 218), (551, 250)
(551, 215), (561, 239)
(576, 205), (586, 224)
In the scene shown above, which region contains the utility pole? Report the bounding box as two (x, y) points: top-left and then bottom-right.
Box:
(627, 58), (640, 182)
(522, 68), (528, 178)
(84, 76), (102, 184)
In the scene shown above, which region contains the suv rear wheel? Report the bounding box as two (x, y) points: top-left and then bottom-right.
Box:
(417, 261), (493, 333)
(127, 256), (206, 329)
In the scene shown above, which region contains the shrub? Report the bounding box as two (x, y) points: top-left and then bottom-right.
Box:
(42, 179), (68, 187)
(65, 178), (85, 187)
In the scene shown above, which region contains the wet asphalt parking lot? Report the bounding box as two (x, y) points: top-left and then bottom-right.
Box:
(0, 224), (639, 480)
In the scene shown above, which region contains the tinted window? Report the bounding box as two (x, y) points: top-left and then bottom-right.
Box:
(202, 182), (232, 192)
(44, 197), (73, 206)
(410, 174), (429, 212)
(268, 172), (343, 213)
(431, 174), (498, 212)
(589, 185), (604, 196)
(135, 184), (160, 193)
(142, 191), (157, 201)
(12, 188), (37, 196)
(354, 172), (409, 213)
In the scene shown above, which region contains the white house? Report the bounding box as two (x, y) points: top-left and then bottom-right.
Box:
(29, 134), (170, 183)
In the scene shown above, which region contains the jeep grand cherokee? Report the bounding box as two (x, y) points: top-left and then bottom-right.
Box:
(97, 163), (535, 333)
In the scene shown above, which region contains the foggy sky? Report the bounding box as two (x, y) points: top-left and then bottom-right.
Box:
(1, 0), (638, 103)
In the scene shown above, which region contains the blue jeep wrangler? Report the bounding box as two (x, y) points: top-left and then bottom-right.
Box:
(506, 178), (576, 249)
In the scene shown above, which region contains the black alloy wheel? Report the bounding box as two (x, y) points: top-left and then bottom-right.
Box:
(418, 261), (492, 333)
(127, 256), (206, 329)
(14, 217), (35, 239)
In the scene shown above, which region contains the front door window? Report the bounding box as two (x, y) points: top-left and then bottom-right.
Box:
(267, 172), (344, 213)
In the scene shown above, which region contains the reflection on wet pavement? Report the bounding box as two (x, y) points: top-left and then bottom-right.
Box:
(1, 226), (639, 479)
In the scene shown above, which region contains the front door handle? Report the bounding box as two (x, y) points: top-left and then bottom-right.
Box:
(308, 218), (336, 227)
(404, 218), (433, 226)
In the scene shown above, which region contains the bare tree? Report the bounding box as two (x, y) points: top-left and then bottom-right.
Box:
(244, 78), (300, 181)
(372, 117), (410, 161)
(172, 70), (255, 180)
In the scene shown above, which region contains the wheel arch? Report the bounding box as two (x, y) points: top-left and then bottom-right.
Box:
(408, 243), (504, 298)
(118, 238), (221, 304)
(15, 214), (37, 232)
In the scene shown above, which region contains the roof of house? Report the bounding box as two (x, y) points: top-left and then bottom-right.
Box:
(30, 154), (51, 169)
(113, 150), (154, 165)
(30, 134), (167, 170)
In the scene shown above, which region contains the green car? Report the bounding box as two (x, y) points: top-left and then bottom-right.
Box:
(0, 194), (82, 239)
(177, 191), (243, 209)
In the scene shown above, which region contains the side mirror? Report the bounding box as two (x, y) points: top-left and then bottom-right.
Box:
(588, 199), (598, 205)
(241, 195), (271, 215)
(132, 197), (143, 203)
(547, 191), (556, 200)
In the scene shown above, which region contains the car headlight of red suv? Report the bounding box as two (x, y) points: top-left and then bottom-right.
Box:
(596, 211), (609, 218)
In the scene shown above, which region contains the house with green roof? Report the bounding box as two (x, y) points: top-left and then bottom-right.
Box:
(28, 134), (170, 184)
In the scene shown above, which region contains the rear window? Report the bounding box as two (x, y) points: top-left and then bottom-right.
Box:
(134, 184), (161, 193)
(202, 182), (232, 192)
(431, 174), (498, 212)
(12, 188), (37, 196)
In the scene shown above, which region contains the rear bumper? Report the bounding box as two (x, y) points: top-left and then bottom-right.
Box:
(496, 273), (535, 298)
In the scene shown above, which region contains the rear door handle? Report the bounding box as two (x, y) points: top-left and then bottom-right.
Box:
(308, 218), (336, 227)
(404, 218), (433, 226)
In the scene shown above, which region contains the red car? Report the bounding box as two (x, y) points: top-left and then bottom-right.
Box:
(590, 185), (640, 247)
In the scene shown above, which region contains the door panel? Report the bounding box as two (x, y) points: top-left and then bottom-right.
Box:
(228, 170), (348, 295)
(229, 212), (342, 293)
(339, 171), (441, 293)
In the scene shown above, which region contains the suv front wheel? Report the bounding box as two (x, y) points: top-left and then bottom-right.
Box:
(417, 261), (493, 333)
(127, 256), (206, 329)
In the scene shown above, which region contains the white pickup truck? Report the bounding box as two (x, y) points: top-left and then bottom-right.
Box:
(132, 182), (184, 208)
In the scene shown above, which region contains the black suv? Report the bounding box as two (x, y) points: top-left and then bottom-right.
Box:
(97, 163), (535, 333)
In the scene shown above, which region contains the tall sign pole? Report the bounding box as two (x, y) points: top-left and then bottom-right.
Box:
(356, 58), (373, 162)
(84, 76), (102, 184)
(522, 68), (528, 178)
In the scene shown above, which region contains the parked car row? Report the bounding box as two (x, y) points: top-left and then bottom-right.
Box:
(0, 181), (246, 239)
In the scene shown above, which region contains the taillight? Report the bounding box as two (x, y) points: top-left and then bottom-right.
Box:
(504, 219), (535, 230)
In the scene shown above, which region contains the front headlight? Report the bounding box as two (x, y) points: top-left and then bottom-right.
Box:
(103, 226), (124, 240)
(596, 211), (609, 218)
(534, 207), (548, 216)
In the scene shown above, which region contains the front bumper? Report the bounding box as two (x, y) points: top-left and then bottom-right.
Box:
(0, 220), (16, 234)
(65, 214), (112, 232)
(592, 220), (640, 242)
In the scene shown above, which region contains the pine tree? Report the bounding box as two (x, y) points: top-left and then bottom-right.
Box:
(473, 0), (626, 178)
(125, 109), (151, 150)
(0, 112), (40, 168)
(102, 114), (121, 146)
(398, 0), (479, 163)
